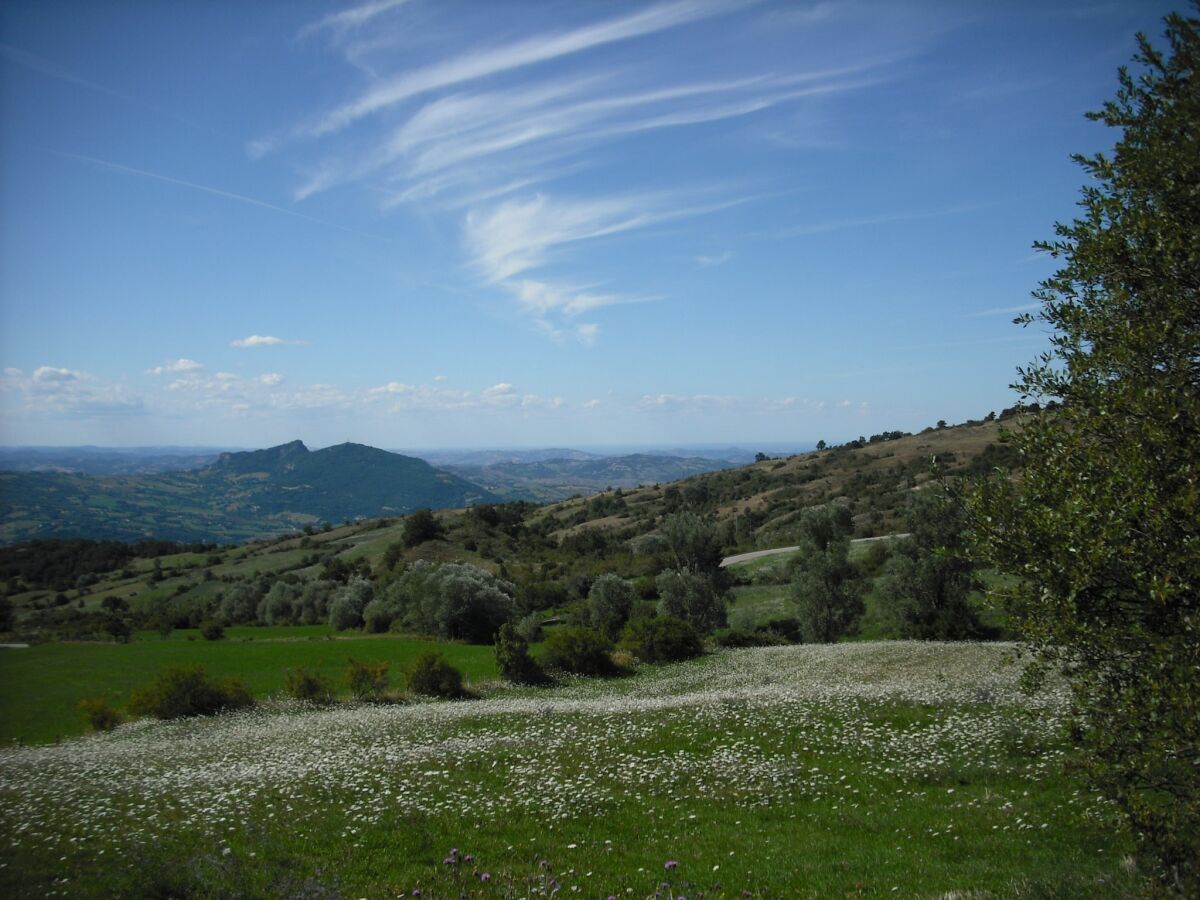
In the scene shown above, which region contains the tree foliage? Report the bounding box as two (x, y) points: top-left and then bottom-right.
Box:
(655, 568), (728, 634)
(390, 560), (515, 643)
(584, 573), (635, 640)
(880, 487), (984, 640)
(494, 622), (545, 684)
(789, 505), (864, 643)
(402, 507), (444, 548)
(968, 11), (1199, 891)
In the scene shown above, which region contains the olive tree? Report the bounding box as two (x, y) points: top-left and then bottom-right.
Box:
(968, 12), (1199, 890)
(789, 505), (864, 643)
(880, 486), (983, 640)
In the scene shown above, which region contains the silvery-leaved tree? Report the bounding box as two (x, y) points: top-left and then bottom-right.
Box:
(968, 9), (1199, 892)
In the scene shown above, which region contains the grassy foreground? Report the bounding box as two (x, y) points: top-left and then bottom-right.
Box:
(0, 642), (1141, 898)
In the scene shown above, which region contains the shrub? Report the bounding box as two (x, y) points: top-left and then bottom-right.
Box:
(494, 622), (545, 685)
(655, 569), (728, 634)
(584, 574), (635, 640)
(407, 651), (465, 698)
(713, 627), (786, 648)
(200, 621), (225, 641)
(513, 611), (544, 643)
(346, 657), (389, 701)
(128, 666), (253, 720)
(78, 697), (122, 732)
(283, 666), (334, 705)
(403, 508), (444, 547)
(541, 626), (615, 676)
(329, 577), (374, 631)
(619, 615), (703, 663)
(790, 505), (865, 643)
(391, 561), (515, 643)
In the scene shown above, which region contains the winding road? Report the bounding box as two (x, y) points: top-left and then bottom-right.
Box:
(719, 533), (910, 568)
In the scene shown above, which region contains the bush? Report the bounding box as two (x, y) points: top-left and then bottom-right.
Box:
(283, 666), (334, 705)
(655, 569), (728, 634)
(761, 617), (802, 643)
(584, 573), (635, 640)
(407, 651), (465, 698)
(346, 658), (389, 701)
(391, 561), (515, 643)
(403, 508), (444, 547)
(128, 666), (253, 720)
(78, 697), (122, 732)
(513, 611), (544, 643)
(619, 615), (704, 663)
(494, 622), (545, 685)
(200, 621), (225, 641)
(790, 505), (865, 643)
(329, 576), (374, 631)
(713, 627), (786, 648)
(541, 626), (615, 676)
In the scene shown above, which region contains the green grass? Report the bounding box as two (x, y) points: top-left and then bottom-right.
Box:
(0, 642), (1142, 897)
(0, 631), (498, 744)
(728, 584), (793, 629)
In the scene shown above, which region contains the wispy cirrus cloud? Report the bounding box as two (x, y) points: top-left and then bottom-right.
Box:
(54, 152), (383, 240)
(295, 0), (742, 140)
(258, 1), (922, 344)
(463, 190), (742, 340)
(962, 302), (1040, 318)
(230, 335), (307, 348)
(297, 0), (415, 41)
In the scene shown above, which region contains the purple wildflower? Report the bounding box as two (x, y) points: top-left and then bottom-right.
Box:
(665, 859), (679, 871)
(481, 872), (491, 882)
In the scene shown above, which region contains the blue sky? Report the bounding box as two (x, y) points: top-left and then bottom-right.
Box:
(0, 0), (1177, 450)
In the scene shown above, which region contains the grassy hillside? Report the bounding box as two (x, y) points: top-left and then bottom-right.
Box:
(445, 452), (740, 502)
(0, 441), (496, 545)
(529, 416), (1018, 545)
(1, 416), (1024, 645)
(0, 642), (1141, 897)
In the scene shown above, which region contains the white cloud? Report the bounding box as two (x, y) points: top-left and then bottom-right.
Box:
(260, 373), (284, 386)
(2, 366), (144, 417)
(230, 334), (306, 348)
(146, 358), (203, 376)
(32, 366), (83, 384)
(575, 323), (599, 347)
(696, 251), (731, 267)
(433, 374), (448, 381)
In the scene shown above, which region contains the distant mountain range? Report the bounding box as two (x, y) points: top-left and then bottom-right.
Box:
(0, 439), (808, 543)
(444, 453), (741, 502)
(0, 441), (495, 545)
(0, 446), (233, 476)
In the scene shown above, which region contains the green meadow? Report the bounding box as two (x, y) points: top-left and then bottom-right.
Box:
(0, 633), (497, 745)
(0, 642), (1142, 898)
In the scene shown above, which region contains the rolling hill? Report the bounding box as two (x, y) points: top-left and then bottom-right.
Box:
(0, 441), (496, 545)
(443, 452), (741, 502)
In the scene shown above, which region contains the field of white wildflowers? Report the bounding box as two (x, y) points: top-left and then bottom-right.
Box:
(0, 642), (1139, 898)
